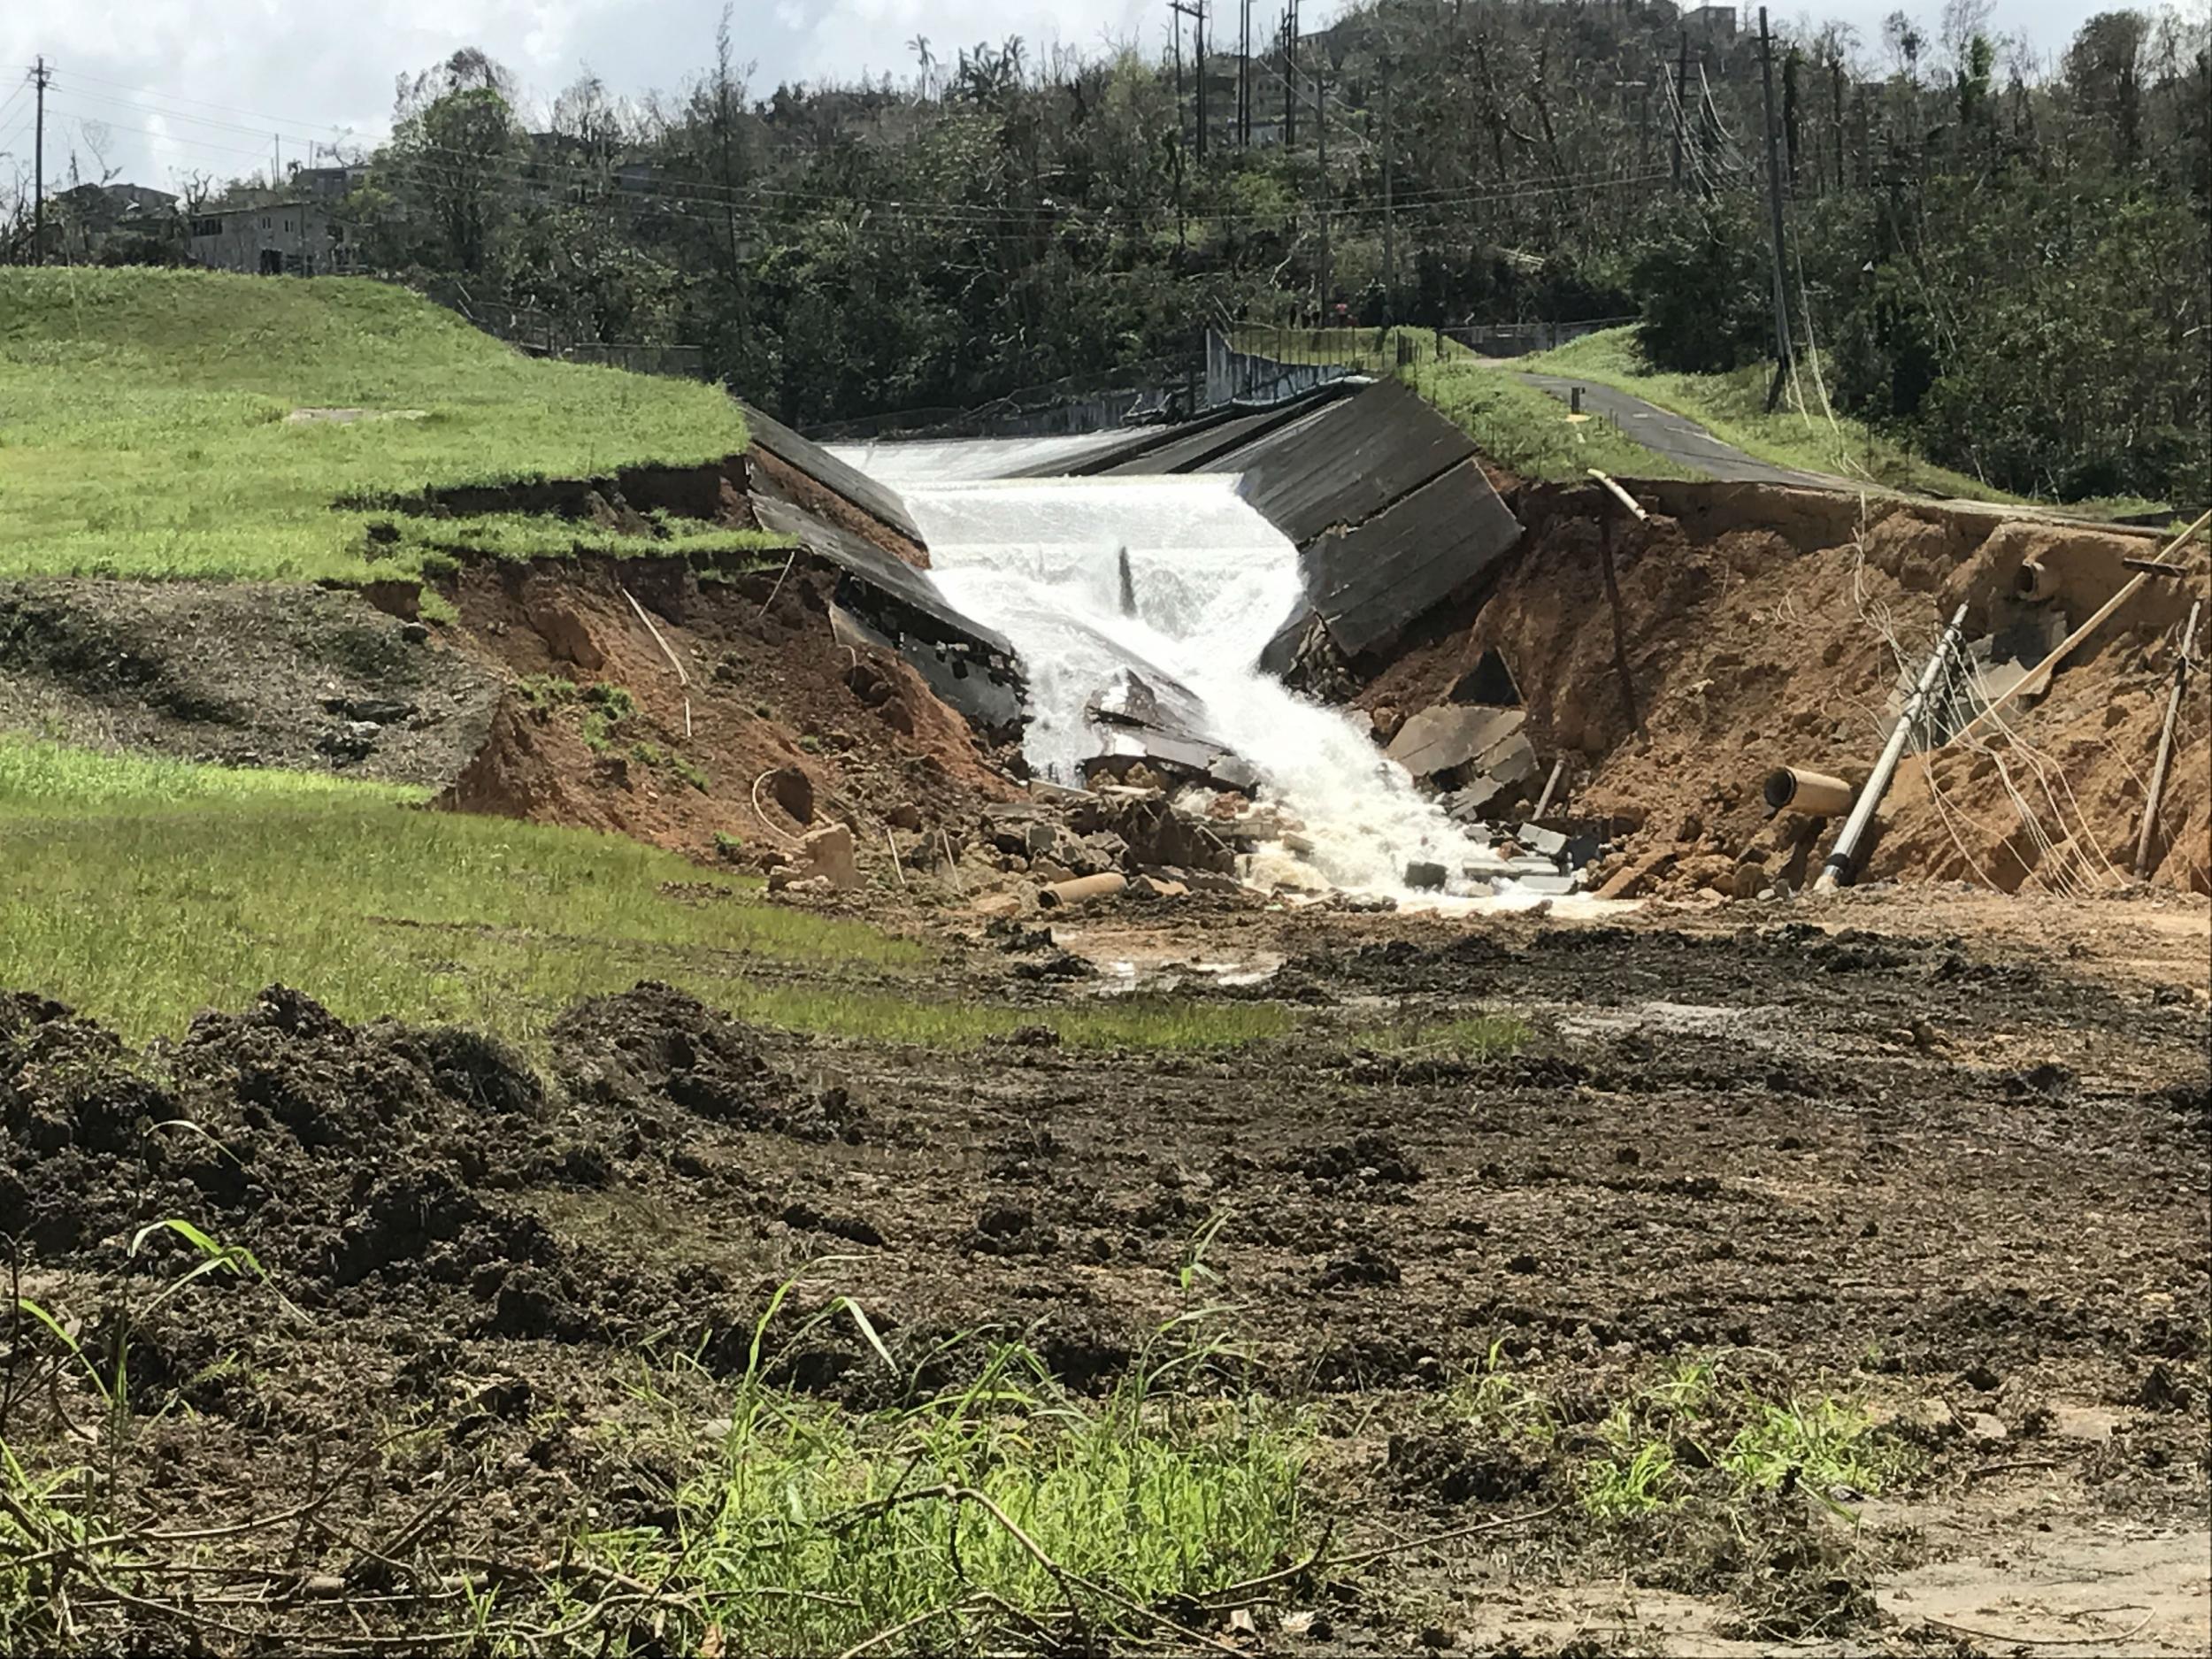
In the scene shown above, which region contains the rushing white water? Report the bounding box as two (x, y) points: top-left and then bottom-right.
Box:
(900, 474), (1473, 896)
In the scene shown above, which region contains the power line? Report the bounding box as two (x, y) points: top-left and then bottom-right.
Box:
(53, 66), (365, 134)
(50, 89), (1675, 238)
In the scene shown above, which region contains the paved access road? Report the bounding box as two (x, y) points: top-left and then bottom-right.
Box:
(1509, 369), (1840, 488)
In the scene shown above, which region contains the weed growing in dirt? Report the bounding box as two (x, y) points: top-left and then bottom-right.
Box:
(0, 1446), (94, 1644)
(576, 1279), (1311, 1655)
(0, 270), (750, 584)
(516, 674), (579, 712)
(1451, 1341), (1562, 1447)
(1722, 1396), (1905, 1497)
(1449, 1349), (1909, 1522)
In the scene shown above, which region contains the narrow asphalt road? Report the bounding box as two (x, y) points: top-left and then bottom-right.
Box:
(1509, 369), (1841, 488)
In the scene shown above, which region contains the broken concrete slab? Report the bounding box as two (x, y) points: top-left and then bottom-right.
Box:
(1595, 848), (1677, 901)
(1517, 821), (1569, 859)
(1087, 726), (1260, 795)
(1298, 465), (1523, 662)
(1502, 871), (1578, 896)
(796, 822), (859, 890)
(1386, 704), (1525, 781)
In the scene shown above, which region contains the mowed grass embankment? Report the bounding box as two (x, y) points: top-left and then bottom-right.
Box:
(1514, 326), (2045, 504)
(1406, 356), (1705, 485)
(0, 740), (1289, 1053)
(0, 268), (753, 584)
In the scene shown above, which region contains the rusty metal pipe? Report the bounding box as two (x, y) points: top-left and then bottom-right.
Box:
(1763, 766), (1854, 817)
(1814, 603), (1970, 894)
(1038, 873), (1127, 909)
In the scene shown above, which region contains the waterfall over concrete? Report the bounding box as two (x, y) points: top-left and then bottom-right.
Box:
(901, 475), (1471, 897)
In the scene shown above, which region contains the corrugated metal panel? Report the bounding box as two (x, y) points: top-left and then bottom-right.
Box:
(751, 495), (1015, 659)
(738, 402), (926, 544)
(1095, 393), (1336, 478)
(1196, 380), (1478, 545)
(1301, 463), (1522, 660)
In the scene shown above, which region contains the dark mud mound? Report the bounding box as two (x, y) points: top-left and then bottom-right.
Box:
(0, 986), (585, 1331)
(552, 981), (865, 1142)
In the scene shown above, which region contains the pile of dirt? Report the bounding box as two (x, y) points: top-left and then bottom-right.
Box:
(0, 981), (836, 1342)
(1361, 484), (2205, 897)
(0, 580), (499, 785)
(432, 554), (1018, 870)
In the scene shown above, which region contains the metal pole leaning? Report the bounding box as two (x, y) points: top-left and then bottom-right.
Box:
(1813, 603), (1969, 894)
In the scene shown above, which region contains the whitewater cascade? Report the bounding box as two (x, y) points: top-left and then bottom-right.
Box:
(902, 474), (1472, 897)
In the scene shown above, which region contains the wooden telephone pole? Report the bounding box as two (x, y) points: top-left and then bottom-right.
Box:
(1316, 63), (1330, 309)
(31, 57), (50, 265)
(1757, 8), (1796, 411)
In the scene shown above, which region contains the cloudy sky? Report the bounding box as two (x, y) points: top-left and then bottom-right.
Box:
(0, 1), (2162, 194)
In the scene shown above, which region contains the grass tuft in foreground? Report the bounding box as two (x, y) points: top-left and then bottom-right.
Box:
(1453, 1348), (1910, 1521)
(575, 1286), (1311, 1655)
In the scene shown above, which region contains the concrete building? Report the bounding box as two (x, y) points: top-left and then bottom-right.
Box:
(186, 201), (357, 276)
(1687, 5), (1740, 40)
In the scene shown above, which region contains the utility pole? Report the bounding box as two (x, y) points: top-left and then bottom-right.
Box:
(1380, 55), (1394, 326)
(1316, 64), (1330, 311)
(1283, 1), (1297, 150)
(1195, 0), (1207, 160)
(1171, 1), (1206, 160)
(1170, 5), (1187, 248)
(1240, 0), (1251, 147)
(31, 57), (50, 265)
(1672, 32), (1688, 188)
(1756, 7), (1795, 411)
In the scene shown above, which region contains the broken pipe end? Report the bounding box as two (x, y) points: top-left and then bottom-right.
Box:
(2015, 558), (2057, 602)
(1763, 766), (1855, 818)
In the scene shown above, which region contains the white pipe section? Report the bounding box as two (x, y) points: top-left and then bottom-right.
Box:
(1813, 603), (1970, 894)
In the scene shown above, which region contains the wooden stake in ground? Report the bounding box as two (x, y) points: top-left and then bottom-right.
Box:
(2133, 597), (2201, 880)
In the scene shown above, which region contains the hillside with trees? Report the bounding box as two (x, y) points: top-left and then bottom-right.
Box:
(29, 0), (2204, 507)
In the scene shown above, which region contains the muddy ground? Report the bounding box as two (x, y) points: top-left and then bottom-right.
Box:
(4, 893), (2205, 1655)
(0, 580), (500, 785)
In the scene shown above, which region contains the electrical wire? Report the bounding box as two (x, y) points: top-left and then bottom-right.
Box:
(48, 72), (1685, 233)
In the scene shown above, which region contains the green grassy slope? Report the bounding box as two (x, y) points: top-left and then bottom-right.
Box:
(0, 268), (751, 583)
(1515, 327), (2023, 503)
(0, 739), (1290, 1053)
(1405, 357), (1704, 485)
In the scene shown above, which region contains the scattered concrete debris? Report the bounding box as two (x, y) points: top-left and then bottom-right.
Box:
(1083, 666), (1259, 794)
